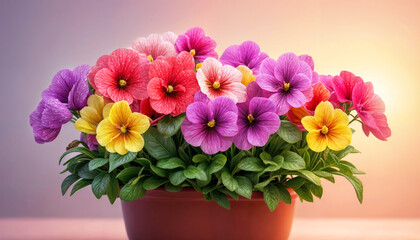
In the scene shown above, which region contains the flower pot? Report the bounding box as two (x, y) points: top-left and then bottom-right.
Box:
(121, 188), (298, 240)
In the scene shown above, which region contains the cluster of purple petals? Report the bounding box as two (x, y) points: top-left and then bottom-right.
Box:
(30, 65), (90, 144)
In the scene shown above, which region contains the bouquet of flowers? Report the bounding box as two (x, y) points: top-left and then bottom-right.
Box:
(30, 27), (391, 211)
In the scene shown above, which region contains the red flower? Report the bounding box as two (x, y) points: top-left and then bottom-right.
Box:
(304, 82), (331, 111)
(89, 48), (150, 104)
(147, 52), (199, 116)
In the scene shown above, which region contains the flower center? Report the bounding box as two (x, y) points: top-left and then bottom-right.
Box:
(247, 114), (255, 123)
(321, 125), (328, 135)
(283, 82), (290, 91)
(119, 79), (127, 87)
(166, 85), (174, 93)
(196, 62), (203, 69)
(190, 49), (196, 56)
(147, 55), (153, 62)
(120, 125), (127, 134)
(213, 81), (221, 89)
(207, 119), (216, 128)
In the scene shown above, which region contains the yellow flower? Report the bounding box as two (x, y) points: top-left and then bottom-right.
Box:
(301, 101), (352, 152)
(75, 95), (113, 134)
(237, 65), (256, 86)
(96, 101), (150, 155)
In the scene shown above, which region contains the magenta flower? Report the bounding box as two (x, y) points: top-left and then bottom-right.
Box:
(298, 54), (319, 85)
(181, 96), (238, 154)
(234, 82), (280, 150)
(320, 74), (339, 107)
(175, 27), (218, 62)
(332, 71), (363, 103)
(30, 97), (72, 144)
(352, 81), (391, 141)
(220, 41), (268, 74)
(257, 53), (312, 115)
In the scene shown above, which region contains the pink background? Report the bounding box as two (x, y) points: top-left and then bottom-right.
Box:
(0, 0), (418, 218)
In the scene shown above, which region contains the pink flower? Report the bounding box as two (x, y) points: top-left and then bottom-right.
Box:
(298, 54), (319, 85)
(196, 57), (246, 103)
(352, 81), (391, 141)
(131, 32), (177, 62)
(332, 71), (363, 103)
(89, 49), (150, 104)
(175, 27), (218, 62)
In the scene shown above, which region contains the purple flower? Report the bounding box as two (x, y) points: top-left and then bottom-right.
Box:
(29, 97), (72, 144)
(233, 82), (280, 150)
(220, 41), (268, 74)
(80, 133), (99, 151)
(175, 27), (218, 62)
(181, 95), (238, 154)
(42, 65), (91, 110)
(257, 53), (312, 115)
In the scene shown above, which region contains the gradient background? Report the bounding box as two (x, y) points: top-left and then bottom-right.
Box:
(0, 0), (418, 218)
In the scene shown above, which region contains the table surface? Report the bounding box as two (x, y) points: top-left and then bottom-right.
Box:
(0, 218), (419, 240)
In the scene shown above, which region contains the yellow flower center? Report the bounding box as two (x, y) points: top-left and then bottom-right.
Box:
(213, 81), (221, 89)
(207, 120), (216, 128)
(120, 125), (127, 134)
(237, 65), (256, 86)
(321, 125), (329, 135)
(196, 62), (203, 69)
(166, 85), (174, 93)
(247, 114), (255, 123)
(190, 49), (196, 56)
(147, 55), (153, 62)
(283, 82), (290, 91)
(119, 79), (127, 87)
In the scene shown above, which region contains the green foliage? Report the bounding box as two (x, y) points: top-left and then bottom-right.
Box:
(58, 126), (366, 210)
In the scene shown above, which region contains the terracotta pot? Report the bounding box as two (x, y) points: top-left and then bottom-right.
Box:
(121, 188), (298, 240)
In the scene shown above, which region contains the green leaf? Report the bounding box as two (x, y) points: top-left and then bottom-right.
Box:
(165, 183), (182, 192)
(244, 172), (259, 185)
(285, 177), (306, 190)
(178, 147), (190, 163)
(70, 179), (92, 196)
(294, 185), (313, 202)
(183, 166), (207, 181)
(302, 150), (311, 167)
(334, 172), (363, 203)
(276, 184), (292, 204)
(296, 170), (322, 186)
(208, 154), (227, 175)
(169, 170), (187, 185)
(156, 157), (186, 169)
(196, 162), (211, 187)
(334, 145), (360, 159)
(157, 114), (186, 138)
(237, 157), (265, 172)
(221, 172), (238, 192)
(337, 163), (353, 176)
(277, 120), (302, 143)
(108, 152), (136, 172)
(263, 184), (281, 211)
(119, 178), (146, 201)
(106, 175), (119, 204)
(260, 152), (276, 166)
(78, 163), (99, 179)
(143, 176), (168, 190)
(88, 158), (109, 171)
(92, 172), (111, 199)
(135, 158), (168, 177)
(61, 174), (80, 195)
(143, 127), (176, 159)
(230, 151), (246, 170)
(314, 171), (335, 183)
(116, 167), (141, 184)
(340, 161), (366, 174)
(282, 151), (306, 170)
(98, 145), (107, 158)
(234, 176), (252, 199)
(59, 147), (96, 165)
(254, 177), (275, 189)
(192, 154), (210, 163)
(211, 190), (230, 209)
(261, 155), (284, 174)
(307, 183), (323, 199)
(218, 188), (239, 200)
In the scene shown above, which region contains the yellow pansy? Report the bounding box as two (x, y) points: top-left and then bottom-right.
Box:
(75, 95), (113, 134)
(301, 101), (352, 152)
(96, 101), (150, 155)
(237, 65), (256, 86)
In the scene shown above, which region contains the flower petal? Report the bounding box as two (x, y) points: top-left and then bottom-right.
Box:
(327, 124), (352, 151)
(127, 112), (150, 134)
(307, 131), (328, 152)
(96, 119), (121, 147)
(109, 101), (132, 127)
(124, 132), (144, 152)
(301, 116), (321, 132)
(314, 101), (334, 126)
